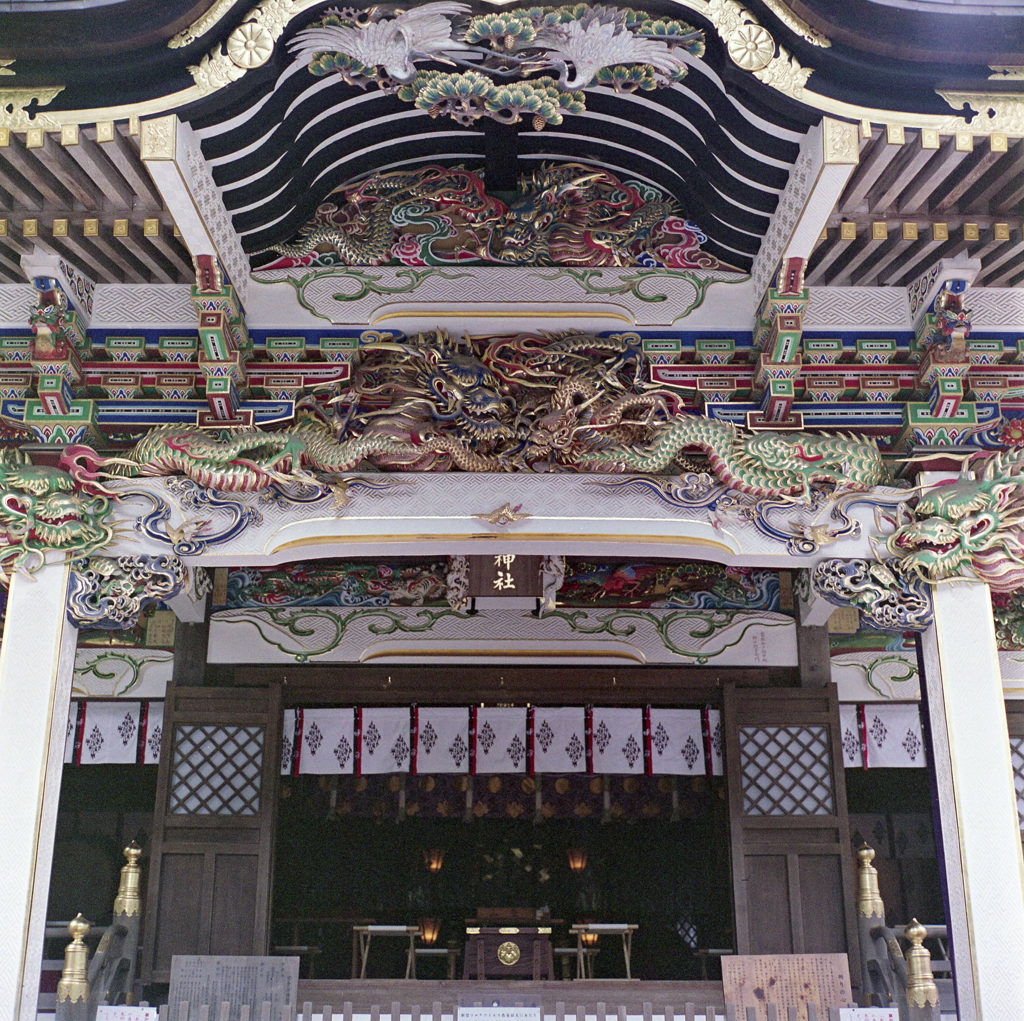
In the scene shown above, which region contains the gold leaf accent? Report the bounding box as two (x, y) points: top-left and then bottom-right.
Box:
(0, 87), (65, 130)
(937, 90), (1024, 135)
(139, 114), (176, 161)
(168, 0), (241, 48)
(758, 0), (830, 47)
(727, 24), (774, 72)
(989, 66), (1024, 80)
(475, 503), (532, 527)
(703, 0), (811, 99)
(188, 0), (300, 97)
(227, 23), (275, 68)
(821, 116), (859, 165)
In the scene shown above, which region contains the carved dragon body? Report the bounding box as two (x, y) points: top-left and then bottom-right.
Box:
(576, 418), (886, 498)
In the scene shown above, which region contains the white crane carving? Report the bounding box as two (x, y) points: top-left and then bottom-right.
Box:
(534, 7), (689, 89)
(289, 2), (471, 83)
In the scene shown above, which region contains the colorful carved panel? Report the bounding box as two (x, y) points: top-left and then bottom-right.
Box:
(259, 164), (735, 271)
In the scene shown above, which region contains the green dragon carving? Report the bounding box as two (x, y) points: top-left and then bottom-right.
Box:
(56, 333), (886, 498)
(0, 450), (114, 576)
(60, 414), (886, 501)
(886, 450), (1024, 591)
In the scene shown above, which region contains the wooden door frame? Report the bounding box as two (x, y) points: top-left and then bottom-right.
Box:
(724, 683), (859, 976)
(141, 682), (282, 983)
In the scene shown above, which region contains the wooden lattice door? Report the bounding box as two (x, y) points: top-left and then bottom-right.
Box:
(724, 684), (858, 970)
(141, 683), (281, 983)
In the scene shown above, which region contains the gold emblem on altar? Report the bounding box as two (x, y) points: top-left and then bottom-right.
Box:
(497, 941), (521, 966)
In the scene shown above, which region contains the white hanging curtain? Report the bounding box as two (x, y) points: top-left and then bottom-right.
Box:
(531, 706), (587, 773)
(473, 706), (527, 773)
(358, 706), (412, 774)
(839, 703), (926, 768)
(705, 708), (725, 776)
(590, 707), (645, 774)
(66, 702), (142, 764)
(296, 707), (354, 775)
(648, 708), (706, 775)
(415, 706), (470, 773)
(142, 701), (163, 765)
(863, 703), (926, 768)
(281, 708), (296, 775)
(839, 704), (862, 768)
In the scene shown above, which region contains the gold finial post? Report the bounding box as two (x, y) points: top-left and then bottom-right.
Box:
(55, 914), (90, 1019)
(905, 919), (941, 1019)
(113, 841), (143, 917)
(856, 845), (885, 919)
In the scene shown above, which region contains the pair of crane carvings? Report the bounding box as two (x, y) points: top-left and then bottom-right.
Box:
(0, 330), (1020, 620)
(289, 3), (704, 128)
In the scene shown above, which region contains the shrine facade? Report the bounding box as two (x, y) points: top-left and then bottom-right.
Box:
(3, 1), (1024, 1019)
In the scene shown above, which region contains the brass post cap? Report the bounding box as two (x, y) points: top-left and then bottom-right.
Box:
(123, 841), (142, 864)
(68, 914), (90, 940)
(906, 918), (927, 945)
(857, 845), (875, 864)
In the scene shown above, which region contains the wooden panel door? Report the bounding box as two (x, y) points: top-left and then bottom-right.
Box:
(724, 684), (858, 973)
(141, 683), (281, 983)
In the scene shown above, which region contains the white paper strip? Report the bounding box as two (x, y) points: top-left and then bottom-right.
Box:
(416, 706), (469, 773)
(475, 707), (527, 773)
(532, 706), (586, 773)
(299, 707), (354, 774)
(649, 708), (705, 775)
(142, 701), (164, 765)
(281, 708), (296, 775)
(360, 706), (411, 773)
(78, 702), (141, 764)
(591, 707), (644, 773)
(839, 703), (861, 768)
(865, 703), (926, 768)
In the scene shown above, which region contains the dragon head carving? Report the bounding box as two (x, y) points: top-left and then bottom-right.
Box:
(885, 455), (1024, 591)
(0, 451), (114, 577)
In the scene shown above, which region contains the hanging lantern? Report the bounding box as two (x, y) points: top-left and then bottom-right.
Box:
(578, 920), (599, 947)
(567, 847), (588, 873)
(423, 848), (445, 873)
(420, 918), (441, 945)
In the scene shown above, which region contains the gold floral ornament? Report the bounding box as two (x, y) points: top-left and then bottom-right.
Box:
(727, 23), (775, 72)
(227, 22), (275, 68)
